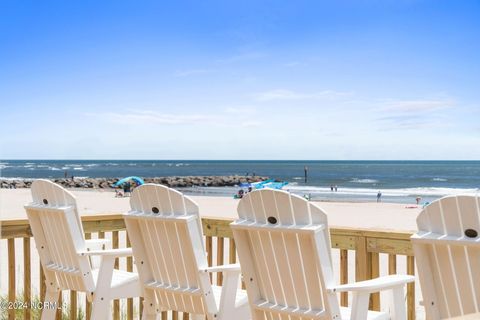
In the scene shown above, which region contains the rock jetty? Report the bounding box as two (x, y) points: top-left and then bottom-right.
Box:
(0, 176), (269, 189)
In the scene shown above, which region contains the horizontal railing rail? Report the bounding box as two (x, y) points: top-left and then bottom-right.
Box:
(1, 215), (416, 320)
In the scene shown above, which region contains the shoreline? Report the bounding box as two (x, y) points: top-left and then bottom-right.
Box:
(50, 187), (391, 203)
(0, 176), (436, 205)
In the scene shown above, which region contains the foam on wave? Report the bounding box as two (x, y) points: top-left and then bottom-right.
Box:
(350, 178), (379, 184)
(286, 185), (479, 197)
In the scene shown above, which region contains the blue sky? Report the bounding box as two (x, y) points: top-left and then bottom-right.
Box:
(1, 0), (479, 160)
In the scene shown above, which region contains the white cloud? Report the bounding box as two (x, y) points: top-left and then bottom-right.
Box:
(381, 99), (455, 112)
(376, 98), (455, 130)
(89, 109), (263, 128)
(254, 89), (351, 101)
(376, 115), (437, 130)
(93, 110), (221, 125)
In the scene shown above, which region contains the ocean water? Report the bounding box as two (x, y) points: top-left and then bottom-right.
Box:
(1, 160), (479, 203)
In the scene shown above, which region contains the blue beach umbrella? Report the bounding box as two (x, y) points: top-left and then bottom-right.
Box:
(114, 176), (145, 187)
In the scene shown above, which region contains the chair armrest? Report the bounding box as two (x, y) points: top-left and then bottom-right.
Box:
(85, 239), (111, 250)
(203, 264), (241, 273)
(327, 275), (414, 294)
(78, 248), (133, 257)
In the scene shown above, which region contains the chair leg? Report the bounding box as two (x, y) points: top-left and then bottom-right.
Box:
(91, 255), (116, 320)
(218, 270), (245, 320)
(141, 289), (158, 320)
(234, 302), (251, 320)
(350, 292), (370, 320)
(91, 293), (112, 320)
(389, 287), (407, 320)
(40, 289), (60, 320)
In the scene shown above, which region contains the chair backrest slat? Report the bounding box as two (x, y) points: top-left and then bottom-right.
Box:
(125, 184), (216, 315)
(298, 233), (324, 309)
(233, 189), (340, 320)
(413, 195), (480, 319)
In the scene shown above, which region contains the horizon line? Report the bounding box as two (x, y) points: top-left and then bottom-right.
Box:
(2, 159), (480, 162)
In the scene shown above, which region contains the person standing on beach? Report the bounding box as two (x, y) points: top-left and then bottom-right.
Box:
(377, 191), (382, 202)
(123, 182), (131, 197)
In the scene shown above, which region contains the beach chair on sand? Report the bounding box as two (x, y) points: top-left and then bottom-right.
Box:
(124, 184), (250, 320)
(412, 195), (480, 320)
(231, 189), (414, 320)
(25, 179), (140, 320)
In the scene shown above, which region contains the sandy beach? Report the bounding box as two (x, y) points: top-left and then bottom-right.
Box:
(0, 188), (421, 230)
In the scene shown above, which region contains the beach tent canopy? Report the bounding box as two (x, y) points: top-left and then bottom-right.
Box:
(242, 179), (288, 190)
(255, 180), (288, 190)
(114, 176), (145, 187)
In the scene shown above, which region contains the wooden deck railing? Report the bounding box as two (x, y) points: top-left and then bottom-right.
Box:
(1, 215), (416, 320)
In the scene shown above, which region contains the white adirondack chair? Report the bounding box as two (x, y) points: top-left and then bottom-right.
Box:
(412, 195), (480, 319)
(25, 179), (140, 320)
(231, 189), (414, 320)
(124, 184), (251, 320)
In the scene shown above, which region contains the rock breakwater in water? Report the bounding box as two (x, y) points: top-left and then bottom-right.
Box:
(0, 176), (269, 189)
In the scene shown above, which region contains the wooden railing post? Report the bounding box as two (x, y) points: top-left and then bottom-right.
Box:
(369, 252), (380, 311)
(355, 235), (369, 282)
(340, 249), (348, 306)
(229, 238), (236, 264)
(8, 238), (16, 320)
(356, 235), (380, 311)
(69, 290), (77, 320)
(217, 237), (225, 285)
(23, 237), (31, 320)
(388, 254), (397, 275)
